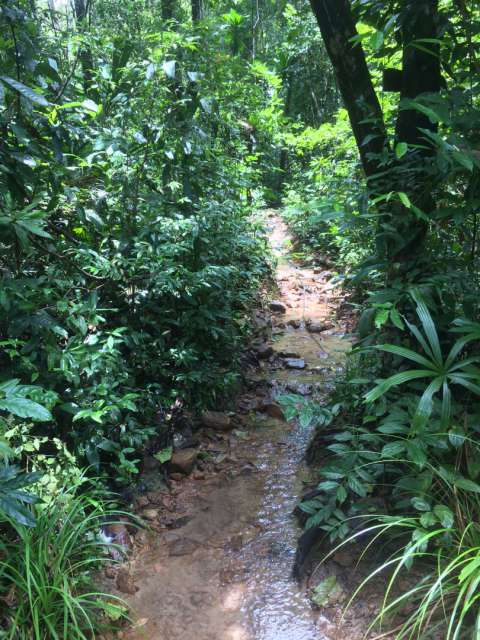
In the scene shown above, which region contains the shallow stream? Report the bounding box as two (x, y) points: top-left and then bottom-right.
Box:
(120, 211), (351, 640)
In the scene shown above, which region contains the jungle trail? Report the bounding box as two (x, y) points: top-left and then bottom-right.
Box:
(1, 2), (480, 640)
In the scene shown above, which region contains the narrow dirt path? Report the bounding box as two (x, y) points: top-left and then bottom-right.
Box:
(116, 210), (351, 640)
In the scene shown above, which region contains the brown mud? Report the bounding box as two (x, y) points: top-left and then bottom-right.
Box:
(109, 211), (380, 640)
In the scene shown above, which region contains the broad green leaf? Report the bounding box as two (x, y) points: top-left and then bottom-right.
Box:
(364, 370), (433, 404)
(395, 142), (408, 159)
(374, 344), (433, 369)
(0, 397), (52, 422)
(154, 446), (173, 464)
(0, 76), (49, 107)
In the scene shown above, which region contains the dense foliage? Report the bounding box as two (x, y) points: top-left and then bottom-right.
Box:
(283, 1), (480, 636)
(3, 0), (480, 637)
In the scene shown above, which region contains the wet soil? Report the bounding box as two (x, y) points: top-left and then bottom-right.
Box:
(111, 211), (374, 640)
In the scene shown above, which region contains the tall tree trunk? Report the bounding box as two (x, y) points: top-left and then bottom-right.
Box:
(162, 0), (174, 22)
(191, 0), (201, 23)
(395, 0), (441, 146)
(309, 0), (442, 263)
(308, 0), (387, 180)
(74, 0), (96, 99)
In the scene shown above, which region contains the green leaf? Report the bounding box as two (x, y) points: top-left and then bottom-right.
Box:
(398, 192), (411, 209)
(395, 142), (408, 159)
(433, 505), (454, 528)
(381, 441), (405, 458)
(154, 446), (173, 464)
(374, 308), (389, 329)
(411, 496), (430, 512)
(0, 398), (52, 422)
(452, 150), (473, 172)
(364, 370), (432, 404)
(390, 308), (404, 330)
(454, 477), (480, 493)
(311, 576), (340, 607)
(0, 76), (49, 107)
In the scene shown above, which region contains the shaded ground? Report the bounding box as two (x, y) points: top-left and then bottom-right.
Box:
(106, 211), (379, 640)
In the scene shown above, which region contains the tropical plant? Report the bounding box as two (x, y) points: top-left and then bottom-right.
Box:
(0, 482), (128, 640)
(365, 291), (480, 429)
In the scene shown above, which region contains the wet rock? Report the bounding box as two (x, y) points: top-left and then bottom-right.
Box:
(116, 568), (138, 595)
(287, 319), (301, 329)
(260, 402), (286, 421)
(269, 300), (286, 314)
(256, 343), (274, 360)
(284, 358), (306, 370)
(201, 410), (232, 431)
(170, 448), (198, 475)
(141, 508), (159, 521)
(170, 472), (184, 482)
(277, 350), (301, 359)
(286, 382), (313, 396)
(168, 537), (198, 557)
(306, 321), (328, 333)
(237, 393), (264, 412)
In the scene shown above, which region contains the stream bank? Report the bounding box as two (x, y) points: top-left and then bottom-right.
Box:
(106, 210), (374, 640)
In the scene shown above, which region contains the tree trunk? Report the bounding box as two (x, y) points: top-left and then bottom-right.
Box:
(309, 0), (442, 263)
(162, 0), (174, 22)
(308, 0), (387, 180)
(395, 0), (441, 146)
(191, 0), (201, 23)
(74, 0), (96, 98)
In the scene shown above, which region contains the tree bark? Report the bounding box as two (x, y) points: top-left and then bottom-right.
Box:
(309, 0), (442, 263)
(395, 0), (441, 146)
(191, 0), (201, 23)
(308, 0), (387, 179)
(74, 0), (96, 98)
(162, 0), (175, 22)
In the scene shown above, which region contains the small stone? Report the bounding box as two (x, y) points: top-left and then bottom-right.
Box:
(306, 321), (327, 333)
(170, 472), (184, 481)
(116, 568), (138, 595)
(284, 358), (306, 370)
(201, 410), (232, 431)
(269, 300), (286, 314)
(287, 319), (301, 329)
(170, 448), (198, 475)
(141, 508), (159, 521)
(256, 343), (274, 359)
(261, 402), (286, 421)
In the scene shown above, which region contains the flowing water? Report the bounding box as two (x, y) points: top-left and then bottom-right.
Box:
(118, 210), (351, 640)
